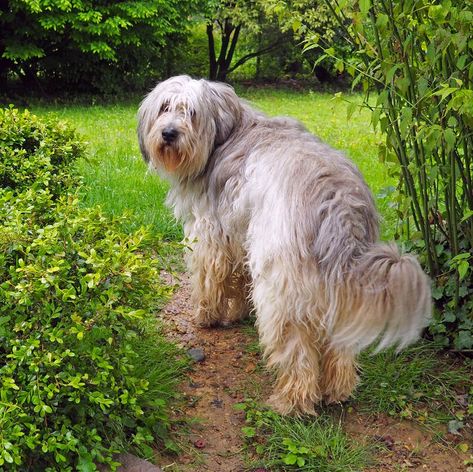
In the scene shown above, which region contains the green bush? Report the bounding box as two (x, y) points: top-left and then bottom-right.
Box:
(313, 0), (473, 350)
(0, 109), (186, 470)
(0, 1), (207, 94)
(0, 107), (84, 196)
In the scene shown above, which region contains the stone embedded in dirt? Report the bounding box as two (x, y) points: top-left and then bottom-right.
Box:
(97, 453), (163, 472)
(187, 347), (205, 362)
(448, 419), (464, 435)
(210, 398), (224, 408)
(194, 439), (206, 449)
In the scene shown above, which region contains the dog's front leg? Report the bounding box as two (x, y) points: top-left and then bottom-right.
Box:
(187, 236), (232, 327)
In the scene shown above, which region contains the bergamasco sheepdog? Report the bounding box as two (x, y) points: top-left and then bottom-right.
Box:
(137, 75), (431, 415)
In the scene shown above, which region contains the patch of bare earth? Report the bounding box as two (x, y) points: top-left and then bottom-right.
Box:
(346, 412), (470, 471)
(155, 273), (271, 472)
(155, 273), (470, 472)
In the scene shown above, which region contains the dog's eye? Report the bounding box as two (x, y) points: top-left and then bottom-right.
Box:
(160, 103), (170, 114)
(189, 109), (196, 119)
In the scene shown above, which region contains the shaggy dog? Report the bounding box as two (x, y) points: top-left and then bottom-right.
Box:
(137, 75), (431, 415)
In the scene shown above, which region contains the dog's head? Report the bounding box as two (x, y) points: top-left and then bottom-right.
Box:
(137, 75), (242, 179)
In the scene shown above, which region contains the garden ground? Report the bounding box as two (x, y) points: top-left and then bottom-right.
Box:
(156, 273), (471, 471)
(31, 87), (472, 471)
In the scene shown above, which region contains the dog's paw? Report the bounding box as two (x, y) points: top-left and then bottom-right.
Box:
(323, 392), (351, 405)
(267, 393), (318, 417)
(194, 307), (222, 328)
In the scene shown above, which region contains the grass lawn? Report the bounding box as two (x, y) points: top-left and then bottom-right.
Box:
(31, 88), (395, 240)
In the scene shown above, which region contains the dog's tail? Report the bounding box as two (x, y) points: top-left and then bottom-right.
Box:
(327, 243), (431, 353)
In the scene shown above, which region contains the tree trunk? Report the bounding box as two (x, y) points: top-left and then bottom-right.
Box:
(207, 17), (289, 82)
(207, 23), (218, 80)
(207, 19), (240, 82)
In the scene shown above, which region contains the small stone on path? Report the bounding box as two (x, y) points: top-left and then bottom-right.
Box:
(188, 347), (205, 362)
(98, 453), (162, 472)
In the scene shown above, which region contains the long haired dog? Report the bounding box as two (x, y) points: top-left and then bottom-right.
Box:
(138, 75), (431, 415)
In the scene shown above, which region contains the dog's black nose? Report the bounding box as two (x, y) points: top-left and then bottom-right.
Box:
(162, 127), (178, 143)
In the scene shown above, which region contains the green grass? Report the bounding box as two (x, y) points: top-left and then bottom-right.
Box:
(30, 88), (395, 240)
(238, 400), (371, 471)
(356, 342), (472, 426)
(32, 103), (181, 240)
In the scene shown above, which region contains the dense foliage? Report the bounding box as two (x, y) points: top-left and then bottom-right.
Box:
(204, 0), (347, 82)
(205, 0), (288, 81)
(313, 0), (473, 349)
(0, 109), (185, 470)
(0, 108), (83, 195)
(0, 0), (205, 93)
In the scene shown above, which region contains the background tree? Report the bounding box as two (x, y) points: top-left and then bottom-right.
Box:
(264, 0), (353, 83)
(0, 0), (205, 93)
(205, 0), (290, 81)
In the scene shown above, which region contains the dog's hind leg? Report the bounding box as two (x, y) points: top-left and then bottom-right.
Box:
(252, 269), (323, 415)
(320, 345), (358, 404)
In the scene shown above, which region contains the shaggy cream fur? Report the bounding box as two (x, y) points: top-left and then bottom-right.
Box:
(138, 75), (431, 415)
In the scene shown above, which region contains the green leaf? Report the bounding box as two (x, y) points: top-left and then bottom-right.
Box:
(233, 403), (247, 411)
(241, 427), (256, 438)
(433, 87), (457, 102)
(376, 13), (389, 30)
(347, 101), (358, 120)
(457, 260), (469, 281)
(283, 453), (298, 465)
(292, 18), (302, 32)
(460, 210), (473, 223)
(2, 451), (14, 464)
(458, 443), (469, 453)
(444, 128), (456, 151)
(455, 331), (473, 350)
(399, 107), (412, 138)
(359, 0), (371, 17)
(386, 64), (399, 84)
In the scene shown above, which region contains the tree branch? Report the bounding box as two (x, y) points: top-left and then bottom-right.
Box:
(217, 18), (233, 72)
(206, 22), (217, 80)
(228, 35), (289, 73)
(224, 24), (241, 71)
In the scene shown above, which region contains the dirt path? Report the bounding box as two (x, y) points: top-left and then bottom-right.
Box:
(156, 273), (271, 471)
(156, 273), (470, 472)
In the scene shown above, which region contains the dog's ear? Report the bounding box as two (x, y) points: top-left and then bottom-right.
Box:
(137, 98), (152, 163)
(205, 81), (242, 145)
(137, 116), (150, 163)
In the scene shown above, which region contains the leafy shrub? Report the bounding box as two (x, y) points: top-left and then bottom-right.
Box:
(0, 109), (186, 470)
(0, 190), (185, 471)
(312, 0), (473, 349)
(0, 107), (84, 196)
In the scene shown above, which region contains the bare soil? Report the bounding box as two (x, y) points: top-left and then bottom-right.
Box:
(156, 273), (470, 472)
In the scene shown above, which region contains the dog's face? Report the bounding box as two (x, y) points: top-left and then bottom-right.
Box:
(138, 75), (242, 179)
